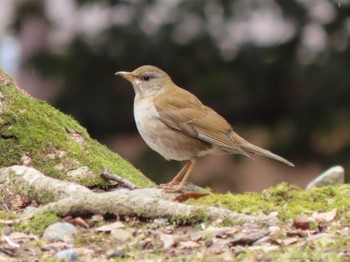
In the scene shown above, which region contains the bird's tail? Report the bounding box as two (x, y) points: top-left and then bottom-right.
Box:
(240, 141), (294, 167)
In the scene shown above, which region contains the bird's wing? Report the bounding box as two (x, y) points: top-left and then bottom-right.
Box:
(154, 88), (251, 156)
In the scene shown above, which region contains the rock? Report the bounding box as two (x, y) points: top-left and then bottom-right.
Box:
(42, 222), (77, 242)
(23, 206), (37, 213)
(293, 214), (311, 230)
(306, 166), (345, 190)
(55, 249), (78, 262)
(106, 249), (125, 258)
(110, 229), (132, 244)
(3, 226), (12, 235)
(204, 237), (214, 247)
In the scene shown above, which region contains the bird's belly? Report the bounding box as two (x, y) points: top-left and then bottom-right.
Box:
(134, 100), (210, 161)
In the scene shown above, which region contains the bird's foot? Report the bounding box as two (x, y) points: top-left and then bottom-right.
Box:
(157, 182), (185, 193)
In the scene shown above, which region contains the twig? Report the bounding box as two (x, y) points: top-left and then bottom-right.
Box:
(0, 214), (34, 225)
(101, 167), (138, 190)
(0, 247), (16, 257)
(4, 236), (20, 248)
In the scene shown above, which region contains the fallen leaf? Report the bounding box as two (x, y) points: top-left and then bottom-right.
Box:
(41, 242), (71, 251)
(205, 226), (238, 238)
(230, 230), (270, 246)
(10, 194), (32, 210)
(179, 241), (201, 249)
(4, 236), (20, 248)
(0, 214), (34, 225)
(160, 233), (175, 249)
(313, 208), (337, 222)
(74, 217), (89, 228)
(73, 247), (95, 255)
(95, 221), (125, 232)
(110, 229), (132, 243)
(174, 193), (209, 202)
(9, 232), (34, 240)
(307, 233), (333, 241)
(286, 230), (313, 238)
(280, 237), (299, 245)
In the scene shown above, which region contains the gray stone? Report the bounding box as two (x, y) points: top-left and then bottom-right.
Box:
(23, 206), (37, 213)
(306, 166), (345, 190)
(55, 249), (78, 262)
(106, 249), (125, 259)
(42, 222), (77, 242)
(110, 229), (132, 244)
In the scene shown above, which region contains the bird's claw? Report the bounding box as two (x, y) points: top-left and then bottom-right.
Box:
(157, 182), (185, 193)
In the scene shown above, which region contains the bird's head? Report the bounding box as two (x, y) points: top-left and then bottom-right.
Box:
(116, 65), (173, 99)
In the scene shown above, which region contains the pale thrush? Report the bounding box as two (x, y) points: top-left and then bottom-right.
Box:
(116, 65), (294, 192)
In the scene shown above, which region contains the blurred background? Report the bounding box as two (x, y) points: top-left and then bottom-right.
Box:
(1, 0), (349, 193)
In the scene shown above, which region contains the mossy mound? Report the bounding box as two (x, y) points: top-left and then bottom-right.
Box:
(191, 183), (350, 220)
(0, 69), (152, 187)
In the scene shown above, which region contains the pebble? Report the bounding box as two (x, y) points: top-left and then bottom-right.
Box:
(42, 222), (77, 242)
(306, 166), (345, 189)
(106, 249), (125, 258)
(23, 206), (37, 213)
(55, 249), (78, 262)
(293, 214), (311, 230)
(110, 229), (132, 244)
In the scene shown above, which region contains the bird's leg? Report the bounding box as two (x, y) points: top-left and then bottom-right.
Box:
(158, 160), (191, 189)
(161, 160), (196, 193)
(176, 159), (195, 190)
(168, 160), (192, 185)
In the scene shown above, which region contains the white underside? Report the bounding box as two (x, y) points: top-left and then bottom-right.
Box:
(134, 98), (213, 161)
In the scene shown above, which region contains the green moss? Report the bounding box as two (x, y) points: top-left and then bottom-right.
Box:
(74, 231), (107, 246)
(0, 70), (153, 188)
(190, 183), (350, 221)
(237, 243), (342, 262)
(0, 211), (17, 220)
(169, 207), (210, 225)
(13, 213), (59, 234)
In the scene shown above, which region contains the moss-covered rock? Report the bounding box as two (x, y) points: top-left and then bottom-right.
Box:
(190, 183), (350, 220)
(0, 69), (153, 187)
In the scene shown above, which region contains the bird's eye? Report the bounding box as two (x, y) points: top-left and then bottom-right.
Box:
(141, 74), (151, 81)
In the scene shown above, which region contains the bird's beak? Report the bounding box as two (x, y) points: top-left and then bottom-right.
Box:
(115, 71), (136, 81)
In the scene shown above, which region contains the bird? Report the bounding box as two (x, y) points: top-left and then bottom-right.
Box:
(116, 65), (294, 192)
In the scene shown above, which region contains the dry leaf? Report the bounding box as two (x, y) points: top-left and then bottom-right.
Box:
(0, 214), (34, 225)
(9, 232), (33, 240)
(41, 242), (71, 251)
(174, 193), (209, 202)
(160, 233), (175, 249)
(179, 241), (201, 249)
(307, 232), (333, 241)
(73, 247), (95, 255)
(74, 217), (89, 228)
(10, 194), (31, 210)
(313, 208), (337, 222)
(280, 237), (299, 245)
(95, 221), (125, 232)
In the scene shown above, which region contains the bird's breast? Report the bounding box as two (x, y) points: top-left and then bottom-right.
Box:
(133, 98), (211, 161)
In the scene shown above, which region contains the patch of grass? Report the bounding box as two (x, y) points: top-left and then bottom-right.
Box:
(0, 211), (17, 219)
(190, 183), (350, 220)
(13, 213), (59, 234)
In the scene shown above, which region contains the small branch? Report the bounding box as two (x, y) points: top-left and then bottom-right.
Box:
(0, 214), (34, 225)
(0, 247), (16, 257)
(101, 167), (138, 190)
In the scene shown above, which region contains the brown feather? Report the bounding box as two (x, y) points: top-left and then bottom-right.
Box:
(154, 86), (252, 157)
